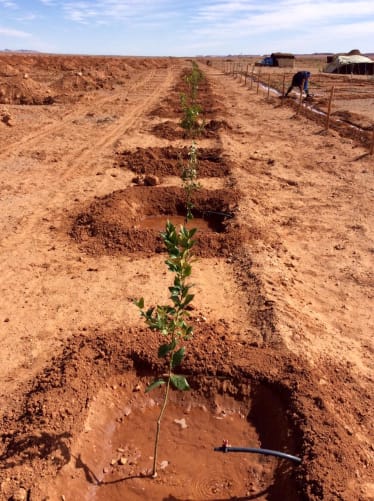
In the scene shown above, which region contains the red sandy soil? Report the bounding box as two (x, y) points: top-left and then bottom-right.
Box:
(0, 55), (373, 501)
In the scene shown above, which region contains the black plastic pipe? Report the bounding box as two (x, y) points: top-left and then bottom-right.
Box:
(201, 210), (234, 218)
(214, 444), (302, 464)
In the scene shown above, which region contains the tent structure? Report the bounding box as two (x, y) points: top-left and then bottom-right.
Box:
(324, 50), (374, 75)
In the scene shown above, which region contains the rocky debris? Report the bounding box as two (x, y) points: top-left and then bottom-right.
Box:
(11, 487), (28, 501)
(1, 111), (13, 126)
(132, 174), (160, 186)
(144, 174), (160, 186)
(174, 418), (188, 429)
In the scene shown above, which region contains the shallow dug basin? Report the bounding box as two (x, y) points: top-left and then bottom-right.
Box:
(138, 214), (218, 232)
(115, 146), (231, 178)
(70, 186), (244, 257)
(150, 119), (229, 140)
(44, 372), (301, 501)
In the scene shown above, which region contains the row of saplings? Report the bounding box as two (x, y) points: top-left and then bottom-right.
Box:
(135, 61), (302, 483)
(135, 61), (205, 478)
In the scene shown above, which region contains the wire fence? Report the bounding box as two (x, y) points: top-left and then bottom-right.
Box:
(217, 60), (374, 154)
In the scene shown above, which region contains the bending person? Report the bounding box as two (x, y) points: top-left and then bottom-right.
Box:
(285, 71), (311, 97)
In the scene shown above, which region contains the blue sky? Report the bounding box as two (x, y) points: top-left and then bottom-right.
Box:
(1, 0), (373, 56)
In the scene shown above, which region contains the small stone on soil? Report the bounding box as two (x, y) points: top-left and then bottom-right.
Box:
(11, 488), (28, 501)
(123, 406), (132, 416)
(174, 418), (187, 429)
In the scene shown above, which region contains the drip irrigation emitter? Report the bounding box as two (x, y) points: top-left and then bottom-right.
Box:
(214, 440), (302, 464)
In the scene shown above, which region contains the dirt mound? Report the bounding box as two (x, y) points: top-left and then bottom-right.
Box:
(51, 73), (104, 94)
(70, 186), (243, 257)
(0, 75), (52, 105)
(149, 69), (224, 120)
(0, 54), (171, 105)
(0, 63), (19, 77)
(151, 119), (224, 140)
(332, 109), (373, 130)
(116, 146), (231, 177)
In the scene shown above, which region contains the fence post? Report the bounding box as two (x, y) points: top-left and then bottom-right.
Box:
(250, 66), (255, 89)
(296, 86), (303, 115)
(326, 86), (335, 131)
(370, 125), (374, 156)
(244, 63), (249, 85)
(281, 74), (286, 106)
(256, 69), (261, 94)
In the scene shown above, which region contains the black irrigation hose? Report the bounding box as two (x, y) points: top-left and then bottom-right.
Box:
(201, 210), (234, 219)
(214, 444), (302, 464)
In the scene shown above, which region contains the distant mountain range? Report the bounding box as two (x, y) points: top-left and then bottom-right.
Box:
(1, 49), (40, 53)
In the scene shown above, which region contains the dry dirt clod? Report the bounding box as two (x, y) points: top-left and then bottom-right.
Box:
(11, 488), (28, 501)
(144, 174), (160, 186)
(1, 113), (13, 126)
(123, 405), (132, 416)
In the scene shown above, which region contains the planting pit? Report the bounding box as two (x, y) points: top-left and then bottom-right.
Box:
(1, 325), (365, 501)
(45, 375), (300, 501)
(115, 146), (231, 178)
(149, 91), (225, 120)
(148, 67), (225, 121)
(150, 119), (230, 140)
(17, 328), (303, 501)
(71, 186), (243, 256)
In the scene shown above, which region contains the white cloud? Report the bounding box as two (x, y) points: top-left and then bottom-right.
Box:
(0, 0), (18, 8)
(0, 26), (31, 37)
(38, 0), (178, 24)
(189, 0), (374, 39)
(16, 13), (39, 21)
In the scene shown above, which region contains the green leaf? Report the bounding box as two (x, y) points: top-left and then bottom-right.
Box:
(134, 297), (144, 309)
(145, 379), (165, 392)
(145, 306), (155, 318)
(170, 375), (190, 391)
(184, 326), (194, 339)
(172, 347), (185, 368)
(165, 260), (179, 272)
(158, 339), (176, 358)
(182, 294), (194, 308)
(169, 286), (181, 296)
(182, 264), (192, 278)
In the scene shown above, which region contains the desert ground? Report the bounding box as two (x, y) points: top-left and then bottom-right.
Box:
(0, 54), (373, 501)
